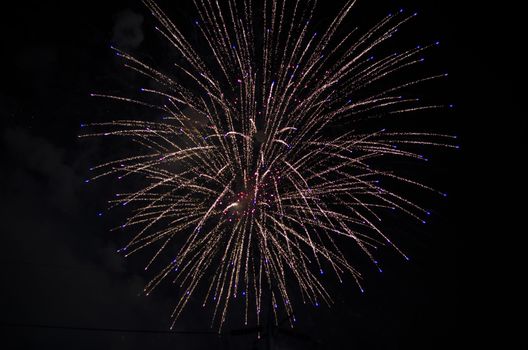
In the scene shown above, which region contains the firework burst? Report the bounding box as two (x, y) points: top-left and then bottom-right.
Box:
(82, 0), (455, 330)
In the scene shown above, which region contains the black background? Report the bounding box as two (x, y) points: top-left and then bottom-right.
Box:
(0, 0), (516, 349)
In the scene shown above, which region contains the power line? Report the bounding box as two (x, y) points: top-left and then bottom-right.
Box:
(0, 322), (219, 335)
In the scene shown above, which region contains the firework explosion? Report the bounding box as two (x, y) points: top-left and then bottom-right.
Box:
(82, 0), (455, 330)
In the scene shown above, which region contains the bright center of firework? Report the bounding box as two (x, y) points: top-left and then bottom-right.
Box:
(222, 169), (281, 221)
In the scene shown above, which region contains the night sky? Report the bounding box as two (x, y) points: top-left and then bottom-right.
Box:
(0, 0), (516, 349)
